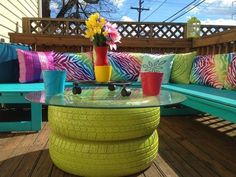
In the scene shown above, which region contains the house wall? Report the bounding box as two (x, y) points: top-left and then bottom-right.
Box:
(0, 0), (40, 42)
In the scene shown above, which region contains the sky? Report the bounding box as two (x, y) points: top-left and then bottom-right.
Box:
(50, 0), (236, 25)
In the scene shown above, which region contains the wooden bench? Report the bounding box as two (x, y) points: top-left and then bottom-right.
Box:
(0, 83), (45, 132)
(162, 84), (236, 123)
(0, 82), (74, 132)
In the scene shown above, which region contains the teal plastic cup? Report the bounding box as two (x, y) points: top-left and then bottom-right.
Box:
(42, 70), (66, 96)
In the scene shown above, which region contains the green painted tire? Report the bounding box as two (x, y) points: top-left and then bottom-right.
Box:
(48, 106), (160, 141)
(49, 130), (158, 177)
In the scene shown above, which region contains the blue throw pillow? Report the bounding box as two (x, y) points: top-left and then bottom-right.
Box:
(0, 43), (31, 83)
(138, 54), (175, 84)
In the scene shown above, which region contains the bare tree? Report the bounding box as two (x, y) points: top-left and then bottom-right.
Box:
(53, 0), (118, 19)
(42, 0), (51, 17)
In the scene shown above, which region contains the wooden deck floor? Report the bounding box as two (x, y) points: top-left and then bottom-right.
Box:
(0, 115), (236, 177)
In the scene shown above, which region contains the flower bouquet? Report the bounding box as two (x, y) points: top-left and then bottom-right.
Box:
(84, 13), (121, 82)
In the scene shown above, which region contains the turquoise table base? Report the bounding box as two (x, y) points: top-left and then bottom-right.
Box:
(48, 106), (160, 177)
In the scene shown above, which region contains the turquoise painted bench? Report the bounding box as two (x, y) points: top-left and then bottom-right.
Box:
(0, 82), (73, 132)
(0, 83), (44, 132)
(162, 84), (236, 123)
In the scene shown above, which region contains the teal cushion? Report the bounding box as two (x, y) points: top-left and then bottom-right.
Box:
(0, 60), (19, 83)
(138, 54), (175, 84)
(0, 82), (73, 92)
(0, 42), (31, 63)
(162, 83), (236, 107)
(0, 43), (31, 83)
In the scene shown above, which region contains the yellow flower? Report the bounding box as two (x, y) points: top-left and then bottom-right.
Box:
(84, 29), (94, 39)
(85, 20), (92, 29)
(93, 13), (99, 19)
(88, 13), (99, 24)
(94, 27), (102, 34)
(103, 31), (108, 36)
(99, 17), (106, 27)
(85, 13), (120, 47)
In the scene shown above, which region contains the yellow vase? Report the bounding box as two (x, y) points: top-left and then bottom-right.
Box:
(94, 66), (112, 82)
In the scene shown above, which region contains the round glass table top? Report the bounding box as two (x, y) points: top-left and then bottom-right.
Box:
(25, 87), (186, 109)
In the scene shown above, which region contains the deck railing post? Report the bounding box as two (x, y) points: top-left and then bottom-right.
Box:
(183, 23), (188, 39)
(149, 24), (153, 39)
(22, 17), (30, 34)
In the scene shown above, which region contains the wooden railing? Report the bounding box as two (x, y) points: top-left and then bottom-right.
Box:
(192, 28), (236, 54)
(9, 33), (192, 53)
(200, 25), (234, 36)
(22, 18), (236, 38)
(9, 18), (236, 54)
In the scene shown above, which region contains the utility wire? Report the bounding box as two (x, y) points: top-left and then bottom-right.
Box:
(131, 0), (150, 22)
(163, 0), (199, 22)
(141, 0), (167, 21)
(169, 0), (205, 22)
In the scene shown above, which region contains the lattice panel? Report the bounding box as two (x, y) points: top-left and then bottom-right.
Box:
(152, 24), (184, 39)
(67, 22), (86, 35)
(117, 24), (138, 38)
(29, 19), (86, 36)
(116, 23), (185, 39)
(25, 18), (236, 39)
(200, 25), (235, 36)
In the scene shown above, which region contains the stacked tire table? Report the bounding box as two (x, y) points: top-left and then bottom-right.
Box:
(25, 87), (186, 177)
(48, 106), (160, 177)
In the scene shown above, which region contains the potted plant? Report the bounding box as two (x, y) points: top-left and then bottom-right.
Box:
(84, 13), (121, 82)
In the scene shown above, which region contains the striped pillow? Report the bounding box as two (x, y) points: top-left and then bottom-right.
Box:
(17, 50), (55, 83)
(108, 52), (143, 81)
(224, 53), (236, 89)
(53, 52), (94, 81)
(190, 54), (231, 89)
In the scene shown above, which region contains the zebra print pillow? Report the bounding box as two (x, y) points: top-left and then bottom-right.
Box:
(108, 52), (143, 81)
(224, 53), (236, 90)
(170, 52), (196, 84)
(190, 54), (231, 89)
(53, 52), (95, 81)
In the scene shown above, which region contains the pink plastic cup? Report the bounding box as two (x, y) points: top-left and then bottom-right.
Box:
(141, 72), (164, 96)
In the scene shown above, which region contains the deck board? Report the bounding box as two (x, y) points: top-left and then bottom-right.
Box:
(0, 115), (235, 177)
(162, 115), (236, 177)
(50, 166), (65, 177)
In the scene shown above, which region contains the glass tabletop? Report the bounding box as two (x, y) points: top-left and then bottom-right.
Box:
(25, 87), (186, 109)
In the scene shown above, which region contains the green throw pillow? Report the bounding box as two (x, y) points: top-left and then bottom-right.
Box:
(170, 52), (197, 84)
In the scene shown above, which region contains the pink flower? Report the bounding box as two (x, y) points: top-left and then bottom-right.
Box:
(104, 22), (121, 50)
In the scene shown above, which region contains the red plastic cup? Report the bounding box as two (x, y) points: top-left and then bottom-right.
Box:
(141, 72), (164, 96)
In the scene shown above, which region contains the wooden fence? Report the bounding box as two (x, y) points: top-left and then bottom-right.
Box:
(9, 18), (236, 54)
(22, 18), (235, 38)
(9, 33), (192, 53)
(192, 28), (236, 54)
